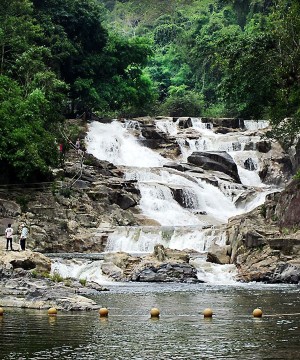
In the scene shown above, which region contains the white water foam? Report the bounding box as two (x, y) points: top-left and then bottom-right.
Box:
(82, 118), (279, 284)
(51, 259), (114, 285)
(191, 257), (238, 284)
(105, 226), (226, 253)
(244, 120), (270, 130)
(86, 121), (167, 167)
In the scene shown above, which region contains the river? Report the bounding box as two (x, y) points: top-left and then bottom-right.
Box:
(2, 118), (296, 359)
(1, 282), (299, 359)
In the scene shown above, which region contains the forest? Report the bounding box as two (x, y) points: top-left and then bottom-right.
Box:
(0, 0), (300, 182)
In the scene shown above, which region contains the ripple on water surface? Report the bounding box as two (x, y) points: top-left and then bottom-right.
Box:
(0, 283), (299, 360)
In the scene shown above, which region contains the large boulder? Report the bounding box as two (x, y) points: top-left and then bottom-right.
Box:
(130, 245), (200, 283)
(131, 262), (199, 283)
(0, 249), (51, 274)
(100, 245), (200, 283)
(0, 276), (100, 310)
(206, 243), (231, 264)
(187, 151), (241, 183)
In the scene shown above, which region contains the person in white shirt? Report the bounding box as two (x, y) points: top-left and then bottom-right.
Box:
(5, 223), (13, 251)
(20, 224), (28, 251)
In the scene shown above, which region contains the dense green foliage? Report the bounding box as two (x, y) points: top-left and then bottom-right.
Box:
(1, 0), (300, 183)
(103, 0), (300, 145)
(0, 0), (154, 182)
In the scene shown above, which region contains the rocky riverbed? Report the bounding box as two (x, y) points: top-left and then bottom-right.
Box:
(0, 246), (108, 310)
(0, 116), (300, 311)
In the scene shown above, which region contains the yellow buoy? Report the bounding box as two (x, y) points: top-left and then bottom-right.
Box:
(253, 308), (263, 318)
(99, 307), (109, 317)
(150, 308), (160, 318)
(0, 307), (4, 316)
(48, 307), (58, 316)
(203, 308), (213, 318)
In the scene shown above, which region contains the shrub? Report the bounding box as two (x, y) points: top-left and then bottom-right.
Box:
(159, 88), (204, 117)
(79, 278), (87, 286)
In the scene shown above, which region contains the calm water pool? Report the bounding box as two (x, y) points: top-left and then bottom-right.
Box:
(0, 282), (299, 359)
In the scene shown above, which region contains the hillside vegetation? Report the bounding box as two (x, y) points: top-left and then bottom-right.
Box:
(1, 0), (300, 182)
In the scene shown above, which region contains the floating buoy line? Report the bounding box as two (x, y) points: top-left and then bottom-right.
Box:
(0, 307), (299, 319)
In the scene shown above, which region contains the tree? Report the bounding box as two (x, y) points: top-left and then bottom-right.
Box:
(0, 76), (58, 183)
(266, 1), (300, 146)
(0, 0), (40, 75)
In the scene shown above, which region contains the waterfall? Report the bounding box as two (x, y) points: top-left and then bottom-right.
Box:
(51, 259), (113, 285)
(104, 225), (226, 253)
(86, 121), (167, 167)
(71, 117), (281, 284)
(86, 118), (275, 247)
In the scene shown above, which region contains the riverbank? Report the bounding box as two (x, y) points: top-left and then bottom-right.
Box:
(0, 247), (108, 311)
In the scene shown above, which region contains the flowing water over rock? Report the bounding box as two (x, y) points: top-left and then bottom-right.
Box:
(47, 117), (291, 284)
(49, 117), (285, 284)
(2, 118), (298, 359)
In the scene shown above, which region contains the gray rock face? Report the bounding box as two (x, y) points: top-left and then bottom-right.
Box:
(187, 151), (241, 183)
(256, 140), (271, 153)
(226, 179), (300, 283)
(131, 262), (200, 283)
(0, 276), (101, 311)
(100, 245), (201, 283)
(244, 158), (257, 171)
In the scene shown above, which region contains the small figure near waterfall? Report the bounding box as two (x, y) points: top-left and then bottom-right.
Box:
(58, 142), (65, 167)
(75, 138), (81, 153)
(19, 224), (28, 251)
(5, 223), (13, 251)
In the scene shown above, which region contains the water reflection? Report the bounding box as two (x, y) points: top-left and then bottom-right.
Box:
(0, 283), (299, 359)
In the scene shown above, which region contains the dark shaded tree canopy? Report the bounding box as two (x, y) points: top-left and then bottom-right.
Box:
(1, 0), (300, 183)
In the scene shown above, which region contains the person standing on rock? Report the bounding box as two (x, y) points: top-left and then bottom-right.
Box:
(75, 138), (81, 154)
(20, 224), (28, 251)
(5, 223), (13, 251)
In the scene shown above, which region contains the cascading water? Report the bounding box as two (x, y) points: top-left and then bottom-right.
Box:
(51, 259), (113, 285)
(52, 117), (279, 285)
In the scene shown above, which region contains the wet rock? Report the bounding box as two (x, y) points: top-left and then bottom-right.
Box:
(206, 244), (231, 264)
(244, 158), (257, 171)
(256, 140), (271, 153)
(100, 246), (199, 283)
(201, 117), (243, 129)
(141, 126), (165, 139)
(187, 151), (241, 183)
(270, 263), (300, 283)
(177, 117), (192, 129)
(132, 262), (200, 283)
